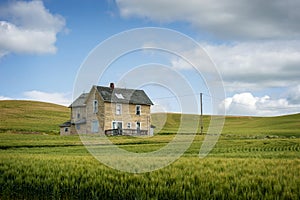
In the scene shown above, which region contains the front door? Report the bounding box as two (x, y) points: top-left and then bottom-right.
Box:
(136, 121), (141, 133)
(91, 120), (99, 133)
(112, 121), (122, 135)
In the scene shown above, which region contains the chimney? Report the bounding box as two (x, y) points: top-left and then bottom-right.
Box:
(110, 83), (115, 89)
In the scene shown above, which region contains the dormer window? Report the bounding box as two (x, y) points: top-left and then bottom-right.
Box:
(93, 100), (98, 113)
(136, 105), (141, 115)
(115, 93), (124, 99)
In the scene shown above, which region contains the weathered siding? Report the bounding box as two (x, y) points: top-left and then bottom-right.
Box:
(103, 102), (151, 133)
(60, 125), (77, 135)
(70, 106), (87, 134)
(65, 85), (152, 135)
(85, 86), (105, 134)
(74, 123), (87, 134)
(71, 106), (86, 122)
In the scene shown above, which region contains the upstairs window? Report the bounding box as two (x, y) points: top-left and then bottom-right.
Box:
(116, 104), (122, 115)
(136, 105), (141, 115)
(93, 100), (98, 113)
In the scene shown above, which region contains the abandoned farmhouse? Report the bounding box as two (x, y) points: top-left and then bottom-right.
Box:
(60, 83), (154, 136)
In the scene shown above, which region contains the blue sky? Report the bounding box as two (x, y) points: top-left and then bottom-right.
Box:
(0, 0), (300, 116)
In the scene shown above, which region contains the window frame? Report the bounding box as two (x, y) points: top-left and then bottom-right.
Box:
(136, 121), (141, 130)
(116, 103), (122, 115)
(112, 121), (123, 129)
(136, 105), (141, 115)
(93, 100), (98, 113)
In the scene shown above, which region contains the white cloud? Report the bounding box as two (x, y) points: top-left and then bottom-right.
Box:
(0, 96), (12, 100)
(204, 41), (300, 91)
(151, 99), (172, 113)
(23, 90), (71, 106)
(220, 92), (300, 116)
(0, 1), (66, 55)
(170, 41), (300, 92)
(170, 47), (214, 72)
(116, 0), (300, 40)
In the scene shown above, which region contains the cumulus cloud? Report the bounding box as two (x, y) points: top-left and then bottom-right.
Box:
(204, 41), (300, 91)
(23, 90), (71, 106)
(220, 92), (300, 116)
(116, 0), (300, 40)
(0, 1), (66, 55)
(169, 41), (300, 92)
(116, 0), (300, 116)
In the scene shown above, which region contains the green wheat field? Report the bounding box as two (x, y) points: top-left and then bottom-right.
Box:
(0, 100), (299, 199)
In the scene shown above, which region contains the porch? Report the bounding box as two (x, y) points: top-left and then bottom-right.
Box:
(104, 128), (148, 136)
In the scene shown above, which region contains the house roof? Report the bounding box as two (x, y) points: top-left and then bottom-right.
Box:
(59, 120), (72, 127)
(69, 93), (89, 108)
(96, 86), (153, 105)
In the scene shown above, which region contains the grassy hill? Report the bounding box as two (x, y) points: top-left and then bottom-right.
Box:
(152, 112), (300, 137)
(0, 100), (299, 137)
(0, 100), (69, 134)
(221, 114), (300, 137)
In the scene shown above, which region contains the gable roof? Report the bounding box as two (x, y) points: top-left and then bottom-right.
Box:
(69, 93), (89, 108)
(96, 86), (153, 105)
(59, 120), (72, 127)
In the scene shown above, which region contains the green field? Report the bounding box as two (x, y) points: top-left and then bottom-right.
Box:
(0, 100), (69, 134)
(1, 100), (299, 138)
(0, 100), (300, 199)
(152, 112), (300, 138)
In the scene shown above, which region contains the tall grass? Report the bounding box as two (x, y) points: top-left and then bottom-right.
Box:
(0, 134), (300, 199)
(1, 154), (299, 199)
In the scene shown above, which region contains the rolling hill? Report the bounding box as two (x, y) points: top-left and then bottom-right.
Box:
(151, 112), (300, 137)
(0, 100), (69, 134)
(0, 100), (299, 137)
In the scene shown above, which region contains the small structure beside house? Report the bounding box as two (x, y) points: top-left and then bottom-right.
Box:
(60, 83), (154, 136)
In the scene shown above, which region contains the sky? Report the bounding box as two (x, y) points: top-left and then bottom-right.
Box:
(0, 0), (300, 116)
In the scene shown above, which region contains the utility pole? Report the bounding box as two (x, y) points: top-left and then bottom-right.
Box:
(200, 93), (203, 134)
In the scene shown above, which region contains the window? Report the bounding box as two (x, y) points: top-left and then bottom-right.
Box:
(77, 112), (80, 119)
(93, 100), (98, 113)
(64, 127), (68, 132)
(112, 121), (122, 135)
(116, 104), (122, 115)
(76, 124), (80, 130)
(136, 121), (141, 131)
(112, 121), (123, 129)
(127, 122), (131, 129)
(91, 120), (99, 133)
(136, 105), (141, 115)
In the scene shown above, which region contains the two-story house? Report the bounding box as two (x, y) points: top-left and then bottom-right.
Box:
(60, 83), (153, 135)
